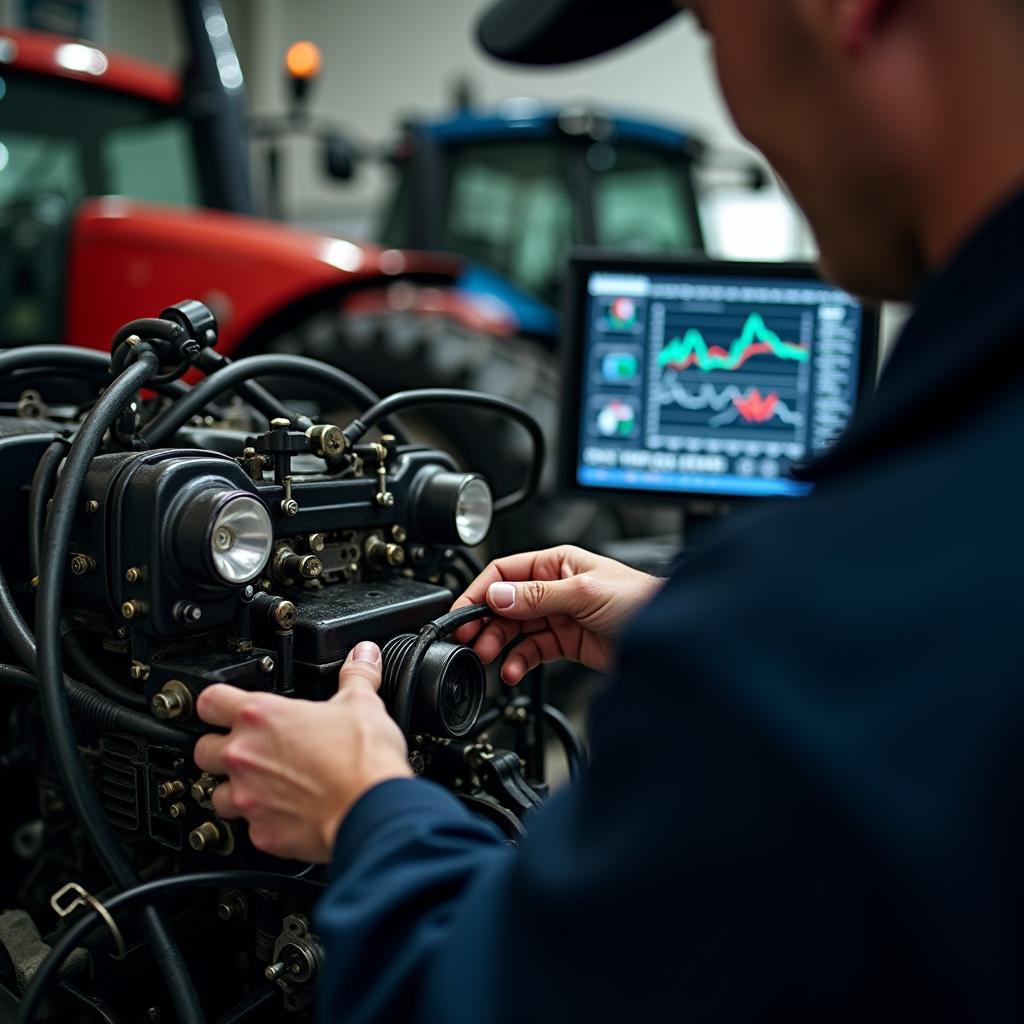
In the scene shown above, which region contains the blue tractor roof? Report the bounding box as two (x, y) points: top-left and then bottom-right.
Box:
(410, 100), (698, 152)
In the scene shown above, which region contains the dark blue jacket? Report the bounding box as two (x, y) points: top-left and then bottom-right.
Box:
(314, 190), (1024, 1023)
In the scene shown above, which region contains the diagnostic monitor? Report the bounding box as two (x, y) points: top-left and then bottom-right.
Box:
(561, 254), (880, 501)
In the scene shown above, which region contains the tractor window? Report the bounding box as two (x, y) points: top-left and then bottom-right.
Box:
(0, 71), (201, 345)
(591, 143), (698, 252)
(104, 118), (198, 207)
(444, 141), (574, 306)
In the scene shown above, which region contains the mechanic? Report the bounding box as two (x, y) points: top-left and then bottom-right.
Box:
(194, 0), (1024, 1019)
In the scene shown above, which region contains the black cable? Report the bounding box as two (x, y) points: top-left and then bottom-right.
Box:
(194, 349), (310, 430)
(341, 388), (544, 512)
(61, 629), (148, 713)
(140, 354), (401, 446)
(18, 872), (325, 1024)
(0, 347), (224, 414)
(27, 438), (70, 578)
(452, 546), (484, 576)
(33, 350), (203, 1024)
(541, 703), (587, 781)
(392, 603), (492, 736)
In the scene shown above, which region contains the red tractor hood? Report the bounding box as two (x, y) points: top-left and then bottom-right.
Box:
(66, 197), (463, 354)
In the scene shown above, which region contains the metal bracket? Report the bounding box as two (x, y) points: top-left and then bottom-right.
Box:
(50, 882), (126, 961)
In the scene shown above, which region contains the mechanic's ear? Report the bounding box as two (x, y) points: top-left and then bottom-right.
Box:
(835, 0), (896, 55)
(334, 641), (383, 697)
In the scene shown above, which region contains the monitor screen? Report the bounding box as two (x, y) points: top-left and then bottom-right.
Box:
(561, 256), (879, 501)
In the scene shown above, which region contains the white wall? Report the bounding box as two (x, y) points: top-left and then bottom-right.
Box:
(80, 0), (807, 256)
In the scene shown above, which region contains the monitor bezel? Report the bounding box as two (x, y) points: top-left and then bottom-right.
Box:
(558, 250), (882, 504)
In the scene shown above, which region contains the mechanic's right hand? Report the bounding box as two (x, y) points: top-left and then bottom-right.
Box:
(451, 545), (663, 684)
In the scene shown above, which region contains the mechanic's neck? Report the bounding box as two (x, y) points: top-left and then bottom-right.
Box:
(914, 16), (1024, 273)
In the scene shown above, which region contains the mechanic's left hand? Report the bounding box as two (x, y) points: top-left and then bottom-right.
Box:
(194, 641), (411, 863)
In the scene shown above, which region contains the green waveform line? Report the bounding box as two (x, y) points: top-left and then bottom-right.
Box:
(656, 312), (810, 372)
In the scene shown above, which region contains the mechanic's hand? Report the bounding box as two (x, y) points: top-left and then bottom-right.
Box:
(194, 641), (411, 863)
(452, 545), (663, 684)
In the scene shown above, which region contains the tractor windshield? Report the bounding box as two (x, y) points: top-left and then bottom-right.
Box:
(383, 131), (702, 311)
(0, 70), (201, 343)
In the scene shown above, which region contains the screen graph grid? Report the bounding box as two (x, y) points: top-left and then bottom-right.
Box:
(575, 270), (868, 499)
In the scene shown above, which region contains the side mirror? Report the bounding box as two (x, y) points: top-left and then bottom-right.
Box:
(323, 134), (358, 182)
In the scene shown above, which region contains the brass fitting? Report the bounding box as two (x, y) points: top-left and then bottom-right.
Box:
(151, 680), (193, 721)
(188, 821), (221, 851)
(157, 780), (185, 800)
(168, 801), (187, 819)
(69, 553), (96, 576)
(121, 599), (147, 620)
(270, 599), (297, 630)
(191, 773), (217, 804)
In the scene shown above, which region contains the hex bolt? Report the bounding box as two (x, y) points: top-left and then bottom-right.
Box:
(188, 821), (222, 851)
(168, 801), (187, 819)
(307, 532), (326, 553)
(374, 491), (395, 508)
(121, 599), (147, 620)
(280, 498), (299, 517)
(69, 554), (95, 576)
(390, 525), (408, 543)
(259, 656), (276, 674)
(157, 780), (185, 800)
(125, 566), (143, 583)
(298, 554), (322, 579)
(151, 679), (194, 721)
(84, 499), (99, 514)
(174, 601), (203, 625)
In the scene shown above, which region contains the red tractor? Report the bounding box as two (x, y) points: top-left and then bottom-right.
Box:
(0, 6), (566, 549)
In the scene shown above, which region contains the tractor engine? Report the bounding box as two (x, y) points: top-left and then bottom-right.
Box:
(0, 302), (571, 1022)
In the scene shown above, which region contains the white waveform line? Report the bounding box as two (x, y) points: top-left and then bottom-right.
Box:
(709, 399), (804, 428)
(655, 376), (744, 410)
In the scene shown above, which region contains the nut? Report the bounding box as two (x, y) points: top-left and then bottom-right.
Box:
(188, 821), (221, 851)
(121, 599), (147, 620)
(168, 801), (187, 819)
(390, 525), (408, 543)
(129, 661), (150, 682)
(191, 775), (217, 803)
(385, 543), (405, 567)
(125, 566), (143, 583)
(259, 656), (276, 674)
(69, 554), (95, 576)
(84, 499), (99, 514)
(280, 498), (299, 517)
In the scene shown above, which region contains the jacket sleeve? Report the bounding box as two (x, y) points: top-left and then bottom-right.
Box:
(312, 555), (897, 1024)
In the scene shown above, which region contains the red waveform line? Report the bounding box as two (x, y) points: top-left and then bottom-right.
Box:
(732, 389), (779, 423)
(666, 340), (791, 372)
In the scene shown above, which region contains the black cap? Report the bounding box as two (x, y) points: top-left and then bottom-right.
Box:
(476, 0), (682, 66)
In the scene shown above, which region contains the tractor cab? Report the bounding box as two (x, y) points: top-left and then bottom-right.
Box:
(379, 100), (707, 341)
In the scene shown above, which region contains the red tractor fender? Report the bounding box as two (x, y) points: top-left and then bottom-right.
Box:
(65, 197), (465, 354)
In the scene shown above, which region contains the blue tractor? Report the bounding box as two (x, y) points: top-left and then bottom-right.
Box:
(377, 99), (709, 346)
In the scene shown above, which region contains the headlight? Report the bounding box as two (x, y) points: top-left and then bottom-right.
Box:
(411, 470), (493, 547)
(209, 496), (274, 584)
(174, 489), (272, 587)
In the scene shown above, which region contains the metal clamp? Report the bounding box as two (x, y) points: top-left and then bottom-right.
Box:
(50, 882), (126, 961)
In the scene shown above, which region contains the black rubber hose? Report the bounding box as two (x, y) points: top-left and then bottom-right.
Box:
(61, 628), (148, 712)
(194, 349), (309, 430)
(542, 703), (587, 781)
(140, 353), (403, 446)
(391, 603), (492, 737)
(18, 872), (325, 1024)
(33, 351), (203, 1024)
(340, 388), (544, 512)
(0, 663), (194, 748)
(0, 347), (223, 413)
(27, 439), (69, 577)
